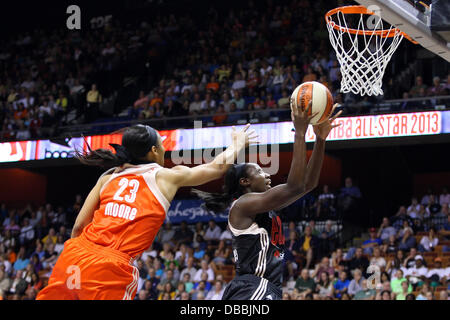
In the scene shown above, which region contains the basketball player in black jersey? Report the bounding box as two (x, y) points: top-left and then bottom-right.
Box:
(194, 100), (342, 300)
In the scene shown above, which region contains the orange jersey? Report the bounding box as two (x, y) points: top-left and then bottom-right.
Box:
(82, 163), (170, 258)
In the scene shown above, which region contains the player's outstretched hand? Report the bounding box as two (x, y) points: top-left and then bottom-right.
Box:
(231, 123), (259, 148)
(313, 104), (342, 140)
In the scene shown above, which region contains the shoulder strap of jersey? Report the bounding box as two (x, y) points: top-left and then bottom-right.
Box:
(142, 166), (171, 212)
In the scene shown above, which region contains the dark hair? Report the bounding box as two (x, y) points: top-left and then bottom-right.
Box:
(76, 125), (159, 169)
(406, 293), (416, 300)
(381, 290), (391, 298)
(192, 163), (250, 213)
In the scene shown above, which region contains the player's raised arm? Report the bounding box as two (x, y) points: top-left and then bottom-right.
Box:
(233, 103), (342, 216)
(156, 124), (258, 201)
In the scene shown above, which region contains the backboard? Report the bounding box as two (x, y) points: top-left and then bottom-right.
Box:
(354, 0), (450, 62)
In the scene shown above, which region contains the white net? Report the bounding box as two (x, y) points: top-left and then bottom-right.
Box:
(326, 8), (405, 96)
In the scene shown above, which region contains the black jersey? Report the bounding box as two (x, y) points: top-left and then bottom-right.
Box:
(229, 208), (285, 288)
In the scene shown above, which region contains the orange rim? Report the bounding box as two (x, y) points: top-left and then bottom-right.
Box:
(325, 5), (418, 44)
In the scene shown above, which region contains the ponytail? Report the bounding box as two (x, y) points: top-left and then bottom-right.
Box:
(75, 124), (159, 169)
(75, 144), (131, 169)
(192, 163), (249, 213)
(191, 189), (234, 213)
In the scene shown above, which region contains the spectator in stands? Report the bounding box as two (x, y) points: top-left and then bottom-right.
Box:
(231, 73), (246, 91)
(277, 90), (290, 108)
(30, 254), (43, 275)
(348, 268), (364, 297)
(284, 231), (300, 278)
(13, 247), (29, 272)
(395, 280), (411, 300)
(398, 227), (416, 251)
(369, 247), (386, 270)
(298, 225), (318, 270)
(205, 280), (225, 300)
(4, 218), (20, 236)
(337, 177), (362, 219)
(403, 247), (419, 269)
(86, 84), (102, 123)
(323, 220), (335, 239)
(416, 282), (431, 300)
(438, 214), (450, 242)
(136, 289), (149, 300)
(157, 269), (178, 293)
(333, 270), (350, 299)
(219, 225), (232, 245)
(311, 256), (335, 282)
(160, 222), (176, 247)
(361, 228), (382, 255)
(316, 185), (336, 219)
(41, 228), (57, 245)
(428, 76), (445, 96)
(295, 269), (316, 297)
(19, 218), (35, 245)
(146, 269), (160, 300)
(347, 247), (370, 276)
(42, 243), (58, 271)
(331, 248), (345, 270)
(203, 220), (221, 245)
(173, 221), (194, 247)
(353, 279), (376, 300)
(0, 269), (11, 295)
(211, 240), (230, 268)
(404, 256), (427, 289)
(439, 187), (450, 206)
(315, 271), (333, 299)
(426, 257), (446, 287)
(180, 256), (197, 281)
(418, 227), (439, 252)
(174, 282), (186, 300)
(212, 105), (227, 125)
(181, 272), (194, 294)
(9, 270), (28, 298)
(390, 269), (412, 295)
(231, 91), (245, 111)
(421, 187), (435, 206)
(193, 260), (214, 283)
(407, 197), (420, 219)
(316, 229), (333, 259)
(381, 235), (398, 255)
(417, 205), (431, 222)
(392, 206), (414, 230)
(158, 282), (176, 300)
(191, 280), (209, 300)
(427, 195), (442, 215)
(438, 291), (449, 301)
(307, 221), (320, 237)
(409, 76), (428, 97)
(31, 241), (45, 262)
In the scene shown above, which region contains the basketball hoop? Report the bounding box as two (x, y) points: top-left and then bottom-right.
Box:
(325, 5), (418, 96)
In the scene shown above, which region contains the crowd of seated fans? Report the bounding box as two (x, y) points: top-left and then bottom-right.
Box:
(1, 0), (449, 142)
(0, 183), (448, 300)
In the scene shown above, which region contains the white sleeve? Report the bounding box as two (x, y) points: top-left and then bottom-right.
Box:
(193, 270), (202, 282)
(208, 269), (215, 281)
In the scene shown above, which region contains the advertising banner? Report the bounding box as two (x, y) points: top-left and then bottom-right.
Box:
(166, 200), (228, 224)
(1, 110), (449, 163)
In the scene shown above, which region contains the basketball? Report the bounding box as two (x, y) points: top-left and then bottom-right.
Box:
(290, 81), (334, 125)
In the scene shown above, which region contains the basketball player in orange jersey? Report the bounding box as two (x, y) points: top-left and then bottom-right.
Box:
(36, 123), (258, 300)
